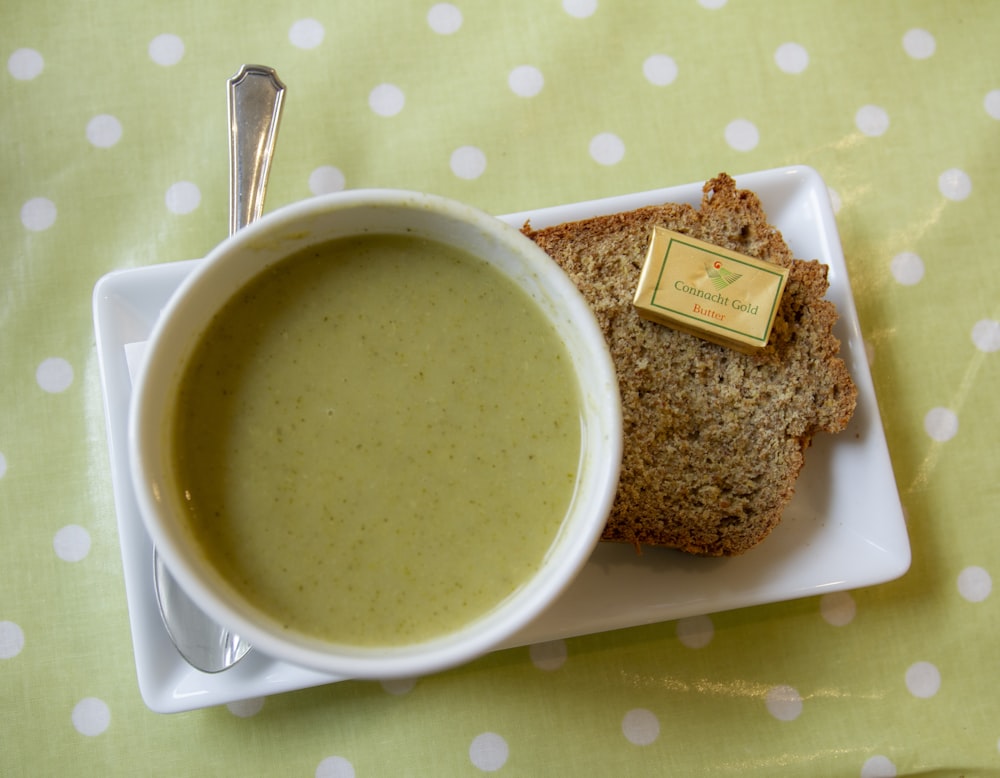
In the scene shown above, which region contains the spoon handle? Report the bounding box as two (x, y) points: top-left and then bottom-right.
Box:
(227, 64), (286, 235)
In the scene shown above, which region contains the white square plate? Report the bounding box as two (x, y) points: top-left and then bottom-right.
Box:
(92, 165), (909, 713)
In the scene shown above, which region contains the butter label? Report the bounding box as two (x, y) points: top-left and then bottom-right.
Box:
(633, 227), (789, 352)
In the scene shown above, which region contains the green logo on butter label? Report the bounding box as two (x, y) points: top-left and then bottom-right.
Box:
(706, 260), (742, 290)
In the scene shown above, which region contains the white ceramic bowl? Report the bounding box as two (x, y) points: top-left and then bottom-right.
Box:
(128, 189), (622, 679)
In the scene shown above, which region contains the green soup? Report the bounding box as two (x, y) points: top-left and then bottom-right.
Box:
(171, 234), (582, 647)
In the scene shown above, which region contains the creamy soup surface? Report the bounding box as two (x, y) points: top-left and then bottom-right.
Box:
(171, 234), (582, 646)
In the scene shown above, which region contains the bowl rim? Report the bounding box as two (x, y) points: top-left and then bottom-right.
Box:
(128, 188), (623, 679)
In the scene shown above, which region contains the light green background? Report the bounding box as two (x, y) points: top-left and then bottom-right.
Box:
(3, 1), (999, 775)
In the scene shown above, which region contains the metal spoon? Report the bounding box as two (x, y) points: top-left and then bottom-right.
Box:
(152, 64), (286, 673)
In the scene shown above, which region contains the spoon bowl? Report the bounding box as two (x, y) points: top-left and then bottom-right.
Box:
(154, 549), (251, 671)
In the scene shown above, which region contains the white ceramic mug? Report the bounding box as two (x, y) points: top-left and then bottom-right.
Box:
(129, 189), (622, 679)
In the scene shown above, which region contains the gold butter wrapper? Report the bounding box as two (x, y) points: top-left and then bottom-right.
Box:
(633, 227), (789, 353)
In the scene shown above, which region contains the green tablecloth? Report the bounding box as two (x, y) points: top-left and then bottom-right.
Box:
(3, 1), (999, 774)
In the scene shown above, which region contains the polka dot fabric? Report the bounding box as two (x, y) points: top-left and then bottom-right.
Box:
(2, 1), (999, 775)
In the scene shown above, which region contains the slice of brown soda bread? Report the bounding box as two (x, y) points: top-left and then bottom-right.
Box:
(522, 173), (857, 556)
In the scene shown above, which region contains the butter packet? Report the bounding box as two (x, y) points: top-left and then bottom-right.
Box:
(633, 226), (789, 353)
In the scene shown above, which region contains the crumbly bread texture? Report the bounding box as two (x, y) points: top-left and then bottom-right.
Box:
(522, 173), (857, 556)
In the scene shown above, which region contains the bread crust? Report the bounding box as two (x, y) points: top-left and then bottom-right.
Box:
(523, 174), (857, 556)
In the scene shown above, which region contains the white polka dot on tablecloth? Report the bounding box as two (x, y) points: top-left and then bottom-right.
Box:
(957, 566), (992, 602)
(0, 621), (25, 659)
(450, 145), (487, 179)
(855, 105), (890, 137)
(7, 48), (44, 80)
(227, 697), (265, 717)
(972, 319), (1000, 352)
(86, 114), (122, 148)
(765, 685), (803, 721)
(890, 251), (924, 285)
(622, 708), (659, 745)
(820, 591), (856, 626)
(427, 4), (462, 34)
(380, 678), (416, 695)
(905, 661), (940, 698)
(508, 65), (544, 97)
(469, 732), (508, 772)
(369, 83), (405, 117)
(675, 614), (714, 648)
(148, 34), (184, 66)
(774, 42), (809, 74)
(289, 19), (325, 49)
(924, 406), (958, 442)
(309, 165), (346, 195)
(36, 357), (74, 393)
(902, 28), (935, 59)
(724, 119), (759, 151)
(0, 451), (6, 478)
(985, 90), (1000, 119)
(938, 168), (971, 201)
(21, 197), (57, 231)
(316, 756), (355, 778)
(165, 181), (201, 214)
(72, 697), (110, 736)
(562, 0), (597, 18)
(589, 132), (625, 165)
(699, 0), (727, 8)
(53, 525), (91, 562)
(529, 639), (567, 670)
(643, 54), (678, 86)
(861, 754), (898, 778)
